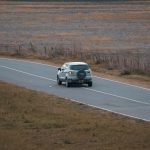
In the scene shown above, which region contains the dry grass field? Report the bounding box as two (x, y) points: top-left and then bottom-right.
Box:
(0, 81), (150, 150)
(0, 1), (150, 76)
(0, 1), (150, 51)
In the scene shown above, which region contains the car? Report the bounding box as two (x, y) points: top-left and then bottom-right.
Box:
(57, 62), (92, 87)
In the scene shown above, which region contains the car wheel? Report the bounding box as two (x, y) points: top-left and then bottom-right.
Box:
(66, 79), (70, 87)
(88, 82), (92, 87)
(57, 76), (62, 85)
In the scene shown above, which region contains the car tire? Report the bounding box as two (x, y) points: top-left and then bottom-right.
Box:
(88, 82), (92, 87)
(66, 78), (70, 87)
(57, 76), (62, 85)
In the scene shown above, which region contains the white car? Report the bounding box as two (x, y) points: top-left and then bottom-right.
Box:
(57, 62), (92, 87)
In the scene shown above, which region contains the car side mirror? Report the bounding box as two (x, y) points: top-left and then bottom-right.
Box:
(58, 68), (61, 71)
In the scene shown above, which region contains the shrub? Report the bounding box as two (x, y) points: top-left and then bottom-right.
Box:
(120, 69), (131, 76)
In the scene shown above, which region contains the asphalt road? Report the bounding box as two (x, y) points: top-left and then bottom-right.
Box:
(0, 58), (150, 121)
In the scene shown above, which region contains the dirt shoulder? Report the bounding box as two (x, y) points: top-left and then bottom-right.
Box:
(0, 54), (150, 88)
(0, 81), (150, 150)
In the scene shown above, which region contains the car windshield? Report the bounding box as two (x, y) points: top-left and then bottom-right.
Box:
(70, 64), (89, 70)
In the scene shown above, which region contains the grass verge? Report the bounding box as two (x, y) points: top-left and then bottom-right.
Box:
(0, 81), (150, 150)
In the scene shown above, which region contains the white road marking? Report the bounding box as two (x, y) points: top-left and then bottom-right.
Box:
(0, 64), (150, 106)
(84, 87), (150, 106)
(0, 57), (150, 91)
(0, 65), (56, 82)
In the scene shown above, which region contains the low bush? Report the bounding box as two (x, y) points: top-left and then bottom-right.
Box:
(120, 69), (131, 76)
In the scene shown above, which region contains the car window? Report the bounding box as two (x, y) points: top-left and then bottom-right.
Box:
(70, 65), (89, 70)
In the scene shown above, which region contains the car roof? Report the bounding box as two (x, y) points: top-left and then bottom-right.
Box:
(65, 62), (88, 66)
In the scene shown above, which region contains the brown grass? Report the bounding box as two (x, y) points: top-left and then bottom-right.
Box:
(1, 2), (150, 54)
(21, 20), (35, 26)
(86, 12), (150, 20)
(54, 31), (78, 36)
(32, 34), (49, 39)
(54, 15), (71, 22)
(88, 36), (113, 42)
(0, 81), (150, 150)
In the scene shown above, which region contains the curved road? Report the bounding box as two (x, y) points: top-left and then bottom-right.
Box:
(0, 58), (150, 121)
